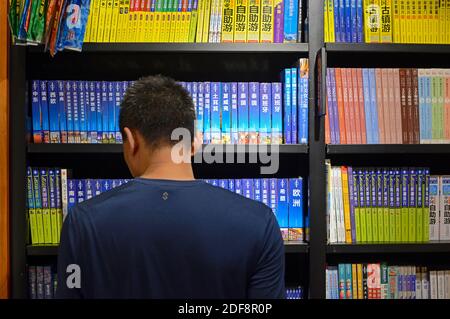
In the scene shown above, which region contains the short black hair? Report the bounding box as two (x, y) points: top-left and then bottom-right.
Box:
(119, 75), (196, 149)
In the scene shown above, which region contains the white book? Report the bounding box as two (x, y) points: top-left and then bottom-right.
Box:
(430, 271), (438, 299)
(438, 271), (446, 299)
(333, 168), (341, 242)
(337, 168), (346, 243)
(327, 161), (337, 243)
(216, 0), (223, 42)
(416, 268), (422, 299)
(439, 176), (450, 240)
(429, 176), (440, 241)
(445, 270), (450, 300)
(422, 267), (430, 299)
(333, 268), (339, 299)
(208, 0), (217, 43)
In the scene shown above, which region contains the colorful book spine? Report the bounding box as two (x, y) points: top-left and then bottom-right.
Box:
(238, 82), (249, 144)
(288, 178), (303, 241)
(284, 68), (292, 144)
(248, 82), (259, 144)
(283, 0), (298, 42)
(39, 81), (50, 143)
(247, 0), (260, 43)
(230, 82), (239, 143)
(234, 0), (247, 42)
(277, 178), (289, 241)
(40, 168), (52, 244)
(259, 83), (271, 144)
(221, 82), (231, 143)
(47, 81), (60, 143)
(203, 82), (211, 143)
(298, 58), (309, 144)
(273, 0), (283, 43)
(260, 0), (274, 42)
(210, 82), (222, 144)
(440, 176), (450, 240)
(290, 67), (298, 144)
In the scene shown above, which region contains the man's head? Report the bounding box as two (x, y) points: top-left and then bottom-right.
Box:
(119, 75), (196, 177)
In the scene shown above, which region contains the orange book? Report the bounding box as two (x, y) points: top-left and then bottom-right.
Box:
(381, 69), (391, 144)
(375, 68), (385, 144)
(387, 69), (396, 144)
(393, 68), (402, 144)
(335, 68), (347, 144)
(325, 99), (331, 144)
(342, 69), (353, 144)
(351, 68), (362, 144)
(356, 68), (367, 144)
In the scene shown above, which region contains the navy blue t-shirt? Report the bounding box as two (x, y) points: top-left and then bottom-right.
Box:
(56, 178), (285, 299)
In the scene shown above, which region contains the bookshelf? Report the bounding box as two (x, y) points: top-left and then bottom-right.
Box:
(10, 0), (450, 300)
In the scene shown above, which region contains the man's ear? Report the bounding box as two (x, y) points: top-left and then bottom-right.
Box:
(124, 127), (138, 155)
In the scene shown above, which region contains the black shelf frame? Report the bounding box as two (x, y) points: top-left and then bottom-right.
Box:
(325, 43), (450, 54)
(326, 243), (450, 254)
(327, 144), (450, 155)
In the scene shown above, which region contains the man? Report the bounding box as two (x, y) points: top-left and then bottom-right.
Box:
(56, 75), (285, 299)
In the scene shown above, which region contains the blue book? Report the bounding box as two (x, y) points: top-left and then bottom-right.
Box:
(345, 263), (353, 299)
(56, 81), (68, 143)
(94, 180), (102, 196)
(114, 81), (122, 143)
(291, 68), (298, 144)
(235, 179), (242, 196)
(368, 69), (379, 143)
(248, 82), (260, 145)
(334, 0), (341, 42)
(350, 0), (357, 43)
(65, 82), (74, 143)
(101, 82), (109, 143)
(108, 82), (116, 143)
(238, 82), (249, 144)
(277, 178), (289, 240)
(211, 179), (219, 188)
(72, 81), (81, 143)
(283, 0), (298, 42)
(31, 80), (42, 143)
(85, 179), (94, 200)
(221, 83), (231, 144)
(243, 179), (254, 200)
(197, 82), (204, 142)
(362, 69), (372, 144)
(418, 75), (425, 143)
(259, 83), (272, 144)
(288, 178), (303, 241)
(254, 179), (261, 202)
(84, 81), (90, 142)
(356, 0), (363, 42)
(120, 81), (129, 142)
(228, 179), (235, 193)
(191, 82), (199, 135)
(270, 178), (278, 216)
(344, 0), (352, 43)
(88, 81), (97, 143)
(76, 180), (86, 203)
(219, 179), (229, 190)
(47, 81), (60, 143)
(67, 179), (77, 211)
(78, 81), (88, 143)
(39, 81), (50, 143)
(338, 0), (346, 43)
(298, 60), (309, 144)
(284, 69), (292, 144)
(338, 264), (346, 299)
(203, 82), (211, 144)
(230, 83), (239, 144)
(95, 82), (103, 143)
(261, 178), (270, 207)
(211, 82), (221, 144)
(101, 179), (111, 194)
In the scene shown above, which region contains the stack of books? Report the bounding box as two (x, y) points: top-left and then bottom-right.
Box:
(28, 265), (57, 300)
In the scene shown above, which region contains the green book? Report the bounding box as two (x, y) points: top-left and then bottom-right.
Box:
(401, 168), (409, 242)
(188, 0), (200, 42)
(359, 168), (367, 243)
(389, 169), (396, 243)
(416, 169), (424, 243)
(409, 168), (417, 243)
(32, 168), (44, 244)
(394, 169), (402, 243)
(370, 169), (378, 243)
(383, 169), (390, 243)
(377, 169), (384, 243)
(27, 167), (38, 245)
(40, 168), (52, 244)
(365, 169), (372, 243)
(354, 169), (361, 243)
(423, 170), (431, 242)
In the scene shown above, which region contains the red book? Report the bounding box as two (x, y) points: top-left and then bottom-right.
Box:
(411, 68), (420, 144)
(406, 68), (414, 144)
(375, 69), (385, 144)
(335, 68), (347, 144)
(399, 69), (409, 144)
(325, 100), (331, 144)
(182, 0), (189, 11)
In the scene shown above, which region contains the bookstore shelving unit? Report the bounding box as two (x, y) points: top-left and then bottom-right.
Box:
(11, 1), (450, 299)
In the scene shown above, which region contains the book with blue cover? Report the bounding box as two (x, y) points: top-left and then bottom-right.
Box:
(284, 69), (292, 144)
(31, 80), (42, 143)
(259, 83), (271, 144)
(344, 0), (351, 42)
(95, 82), (103, 143)
(230, 82), (239, 144)
(254, 179), (261, 202)
(39, 81), (50, 143)
(278, 178), (289, 240)
(57, 81), (68, 143)
(248, 82), (260, 145)
(211, 82), (222, 144)
(88, 81), (98, 143)
(270, 178), (278, 216)
(101, 179), (111, 194)
(219, 179), (229, 190)
(243, 179), (254, 200)
(108, 82), (116, 143)
(235, 179), (242, 196)
(114, 81), (123, 143)
(334, 0), (341, 42)
(298, 59), (309, 144)
(47, 81), (60, 143)
(77, 180), (86, 203)
(101, 82), (109, 143)
(291, 67), (298, 144)
(72, 81), (81, 143)
(221, 82), (231, 144)
(79, 81), (88, 143)
(203, 82), (211, 144)
(271, 82), (283, 144)
(67, 179), (78, 211)
(288, 178), (303, 241)
(197, 82), (204, 142)
(228, 179), (235, 193)
(238, 82), (249, 144)
(283, 0), (298, 42)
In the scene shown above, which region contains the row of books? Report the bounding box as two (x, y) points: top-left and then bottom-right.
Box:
(85, 0), (308, 44)
(325, 163), (443, 244)
(8, 0), (91, 56)
(326, 264), (450, 299)
(325, 68), (450, 145)
(204, 178), (306, 241)
(324, 0), (450, 44)
(286, 286), (303, 299)
(28, 265), (57, 300)
(31, 66), (309, 145)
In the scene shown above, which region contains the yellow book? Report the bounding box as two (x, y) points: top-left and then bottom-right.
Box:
(137, 8), (146, 43)
(202, 0), (212, 42)
(35, 208), (44, 244)
(153, 13), (161, 42)
(160, 13), (166, 42)
(110, 0), (121, 42)
(169, 11), (177, 42)
(115, 0), (123, 42)
(411, 0), (417, 43)
(221, 0), (235, 42)
(146, 12), (154, 42)
(118, 0), (129, 42)
(405, 0), (411, 43)
(341, 166), (352, 244)
(196, 0), (205, 42)
(439, 0), (446, 43)
(234, 0), (247, 42)
(328, 0), (336, 43)
(364, 0), (381, 43)
(392, 0), (400, 42)
(416, 0), (423, 43)
(89, 0), (101, 42)
(356, 264), (363, 299)
(28, 209), (38, 244)
(97, 0), (108, 42)
(247, 0), (260, 42)
(50, 207), (58, 244)
(446, 0), (450, 43)
(433, 0), (439, 43)
(352, 264), (358, 299)
(380, 0), (392, 43)
(259, 0), (272, 42)
(399, 0), (406, 42)
(184, 13), (192, 42)
(103, 0), (114, 42)
(324, 0), (329, 42)
(424, 0), (431, 43)
(177, 12), (184, 43)
(84, 1), (95, 42)
(208, 0), (217, 42)
(164, 13), (172, 42)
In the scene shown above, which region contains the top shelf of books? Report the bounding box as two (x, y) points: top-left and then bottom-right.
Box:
(27, 43), (309, 54)
(325, 43), (450, 54)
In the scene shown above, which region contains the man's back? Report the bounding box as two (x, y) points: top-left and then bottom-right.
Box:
(57, 179), (285, 299)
